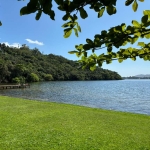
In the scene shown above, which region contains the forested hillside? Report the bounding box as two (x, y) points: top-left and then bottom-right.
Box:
(0, 43), (122, 83)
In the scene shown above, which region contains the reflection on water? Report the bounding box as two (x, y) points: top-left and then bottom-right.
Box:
(0, 80), (150, 115)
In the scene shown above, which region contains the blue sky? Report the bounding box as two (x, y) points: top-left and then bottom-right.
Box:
(0, 0), (150, 77)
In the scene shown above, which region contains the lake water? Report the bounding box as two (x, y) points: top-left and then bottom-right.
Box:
(0, 80), (150, 115)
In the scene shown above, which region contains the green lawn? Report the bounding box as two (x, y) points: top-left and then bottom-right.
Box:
(0, 95), (150, 150)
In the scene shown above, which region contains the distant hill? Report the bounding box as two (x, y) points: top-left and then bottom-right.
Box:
(123, 74), (150, 79)
(0, 43), (122, 83)
(134, 74), (150, 77)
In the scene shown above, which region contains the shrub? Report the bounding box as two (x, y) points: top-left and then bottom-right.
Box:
(12, 77), (20, 83)
(28, 73), (39, 82)
(44, 74), (53, 81)
(12, 76), (25, 84)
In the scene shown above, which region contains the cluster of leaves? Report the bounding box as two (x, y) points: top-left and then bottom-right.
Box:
(69, 9), (150, 70)
(20, 0), (55, 20)
(19, 0), (119, 38)
(0, 43), (122, 83)
(18, 0), (149, 70)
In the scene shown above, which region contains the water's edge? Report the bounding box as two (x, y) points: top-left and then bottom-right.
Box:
(0, 80), (150, 115)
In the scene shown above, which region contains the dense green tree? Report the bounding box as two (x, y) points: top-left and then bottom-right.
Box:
(0, 45), (122, 83)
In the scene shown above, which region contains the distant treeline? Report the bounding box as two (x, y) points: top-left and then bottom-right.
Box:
(0, 43), (122, 83)
(123, 77), (150, 79)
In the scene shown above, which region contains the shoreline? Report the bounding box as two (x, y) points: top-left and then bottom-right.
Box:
(0, 95), (149, 116)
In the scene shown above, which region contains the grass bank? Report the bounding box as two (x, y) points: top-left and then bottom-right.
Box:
(0, 96), (150, 150)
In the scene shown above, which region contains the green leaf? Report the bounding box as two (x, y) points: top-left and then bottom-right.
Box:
(118, 58), (124, 63)
(76, 23), (81, 32)
(106, 59), (112, 64)
(97, 61), (103, 67)
(73, 14), (78, 21)
(76, 52), (82, 57)
(62, 22), (71, 28)
(141, 15), (148, 24)
(111, 52), (117, 58)
(43, 2), (52, 14)
(138, 50), (145, 54)
(75, 44), (83, 51)
(126, 25), (134, 33)
(0, 21), (2, 26)
(27, 0), (37, 12)
(131, 36), (138, 44)
(83, 44), (91, 50)
(143, 10), (150, 19)
(35, 11), (42, 20)
(20, 6), (30, 16)
(114, 25), (122, 32)
(57, 5), (65, 11)
(131, 57), (136, 61)
(134, 32), (141, 37)
(98, 7), (105, 18)
(138, 42), (145, 47)
(111, 0), (117, 5)
(122, 41), (128, 46)
(106, 6), (116, 15)
(90, 65), (96, 71)
(138, 0), (144, 2)
(64, 28), (72, 38)
(73, 28), (78, 37)
(101, 30), (107, 35)
(54, 0), (63, 5)
(143, 55), (148, 60)
(144, 33), (150, 39)
(68, 51), (78, 54)
(94, 40), (101, 47)
(79, 8), (88, 19)
(107, 46), (112, 52)
(94, 6), (100, 12)
(121, 23), (126, 31)
(86, 39), (93, 45)
(132, 20), (140, 27)
(144, 21), (150, 27)
(92, 48), (95, 53)
(84, 52), (87, 57)
(125, 0), (134, 6)
(132, 0), (138, 12)
(62, 13), (70, 21)
(128, 47), (133, 53)
(48, 10), (55, 20)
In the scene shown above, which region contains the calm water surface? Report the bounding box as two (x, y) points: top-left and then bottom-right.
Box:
(0, 80), (150, 115)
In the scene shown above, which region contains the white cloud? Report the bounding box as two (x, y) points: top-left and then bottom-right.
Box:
(26, 39), (44, 46)
(1, 42), (21, 48)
